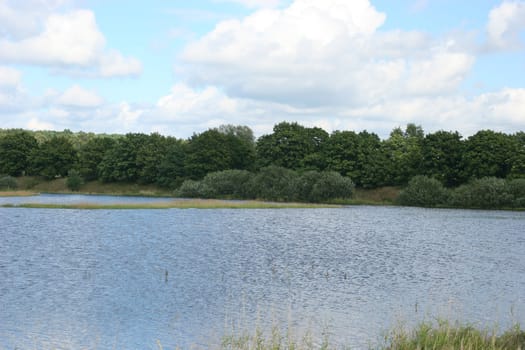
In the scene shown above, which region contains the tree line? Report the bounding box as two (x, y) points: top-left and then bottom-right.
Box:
(0, 122), (523, 202)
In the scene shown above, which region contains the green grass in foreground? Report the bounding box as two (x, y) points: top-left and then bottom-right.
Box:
(2, 199), (340, 210)
(219, 321), (525, 350)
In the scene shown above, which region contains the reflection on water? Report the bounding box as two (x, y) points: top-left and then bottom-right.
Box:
(0, 205), (524, 349)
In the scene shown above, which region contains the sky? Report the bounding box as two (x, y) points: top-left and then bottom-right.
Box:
(0, 0), (524, 139)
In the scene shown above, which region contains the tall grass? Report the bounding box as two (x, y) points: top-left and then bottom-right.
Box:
(380, 321), (524, 350)
(219, 321), (525, 350)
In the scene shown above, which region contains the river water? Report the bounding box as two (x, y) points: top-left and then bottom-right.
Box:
(0, 198), (524, 349)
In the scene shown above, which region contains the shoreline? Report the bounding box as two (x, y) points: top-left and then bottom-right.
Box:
(0, 197), (341, 209)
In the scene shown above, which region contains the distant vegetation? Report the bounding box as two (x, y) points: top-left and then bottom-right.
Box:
(1, 123), (524, 206)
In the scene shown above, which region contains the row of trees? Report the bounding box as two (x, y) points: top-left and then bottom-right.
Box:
(0, 122), (523, 192)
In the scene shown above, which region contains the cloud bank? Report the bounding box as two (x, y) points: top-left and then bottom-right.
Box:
(0, 0), (524, 139)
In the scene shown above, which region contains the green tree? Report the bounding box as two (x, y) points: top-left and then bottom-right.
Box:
(510, 132), (525, 179)
(421, 131), (465, 187)
(156, 138), (187, 188)
(256, 122), (328, 170)
(323, 130), (361, 179)
(66, 169), (84, 191)
(185, 128), (255, 179)
(0, 131), (38, 176)
(383, 124), (424, 186)
(98, 133), (150, 182)
(136, 133), (171, 184)
(78, 137), (117, 181)
(216, 124), (255, 146)
(30, 137), (78, 179)
(463, 130), (517, 180)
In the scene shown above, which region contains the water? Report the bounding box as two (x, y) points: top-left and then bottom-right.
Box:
(0, 193), (177, 206)
(1, 200), (524, 349)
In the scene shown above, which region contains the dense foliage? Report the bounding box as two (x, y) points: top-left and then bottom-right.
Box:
(399, 175), (525, 209)
(1, 122), (523, 205)
(176, 167), (354, 203)
(397, 175), (449, 207)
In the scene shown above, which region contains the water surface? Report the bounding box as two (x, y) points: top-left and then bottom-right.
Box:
(0, 203), (524, 349)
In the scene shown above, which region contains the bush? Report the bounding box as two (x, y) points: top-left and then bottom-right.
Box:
(202, 170), (254, 199)
(296, 171), (322, 202)
(449, 177), (512, 209)
(175, 179), (213, 198)
(0, 175), (18, 190)
(66, 169), (84, 191)
(309, 171), (354, 202)
(248, 166), (299, 202)
(398, 175), (449, 207)
(506, 178), (525, 207)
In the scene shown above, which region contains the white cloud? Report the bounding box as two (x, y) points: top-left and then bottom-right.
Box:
(99, 50), (143, 78)
(487, 0), (525, 50)
(0, 6), (142, 77)
(27, 117), (55, 130)
(117, 102), (143, 128)
(0, 65), (21, 88)
(180, 0), (474, 107)
(0, 65), (29, 113)
(212, 0), (283, 8)
(56, 85), (104, 108)
(0, 10), (104, 66)
(0, 0), (72, 39)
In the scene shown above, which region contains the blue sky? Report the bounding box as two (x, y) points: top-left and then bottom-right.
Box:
(0, 0), (524, 139)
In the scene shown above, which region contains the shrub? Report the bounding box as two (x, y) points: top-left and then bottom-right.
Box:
(309, 171), (354, 202)
(449, 177), (512, 209)
(175, 179), (213, 198)
(202, 170), (254, 199)
(398, 175), (449, 207)
(296, 170), (322, 202)
(506, 178), (525, 207)
(248, 166), (299, 202)
(66, 169), (84, 191)
(0, 175), (18, 190)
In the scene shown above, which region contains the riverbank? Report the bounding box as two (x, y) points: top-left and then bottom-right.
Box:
(2, 176), (401, 205)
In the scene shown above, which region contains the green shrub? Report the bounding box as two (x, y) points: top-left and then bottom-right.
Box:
(0, 175), (18, 190)
(449, 177), (512, 209)
(506, 178), (525, 207)
(66, 169), (84, 191)
(397, 175), (448, 207)
(248, 166), (299, 202)
(296, 171), (322, 202)
(175, 179), (213, 198)
(309, 171), (354, 202)
(202, 170), (254, 199)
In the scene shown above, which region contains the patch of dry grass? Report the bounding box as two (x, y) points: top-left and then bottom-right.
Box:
(3, 199), (341, 210)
